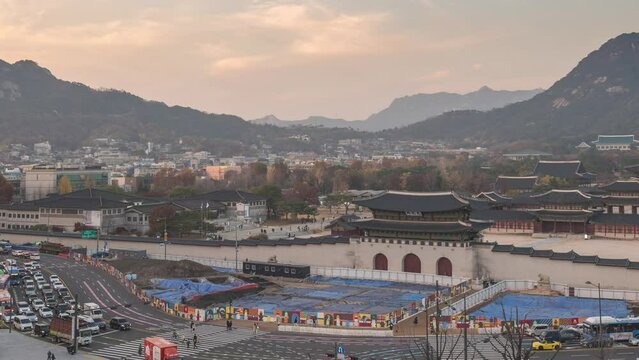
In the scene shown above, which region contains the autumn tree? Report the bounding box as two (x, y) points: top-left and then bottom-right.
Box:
(58, 175), (73, 194)
(0, 174), (14, 203)
(148, 205), (177, 234)
(267, 161), (290, 187)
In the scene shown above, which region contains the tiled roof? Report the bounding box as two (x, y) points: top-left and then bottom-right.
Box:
(533, 160), (594, 180)
(596, 258), (630, 267)
(531, 189), (591, 203)
(350, 219), (473, 233)
(531, 249), (554, 258)
(353, 191), (469, 213)
(572, 254), (599, 264)
(592, 135), (638, 145)
(549, 251), (576, 261)
(494, 176), (538, 191)
(470, 209), (537, 222)
(601, 180), (639, 192)
(510, 246), (534, 255)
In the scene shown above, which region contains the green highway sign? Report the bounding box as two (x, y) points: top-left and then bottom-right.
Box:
(81, 230), (97, 239)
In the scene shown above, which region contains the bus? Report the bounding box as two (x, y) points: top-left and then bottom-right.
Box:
(583, 316), (639, 341)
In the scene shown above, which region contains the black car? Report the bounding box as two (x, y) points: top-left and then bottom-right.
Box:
(33, 322), (50, 337)
(94, 319), (107, 331)
(558, 328), (581, 342)
(56, 303), (71, 314)
(109, 317), (131, 330)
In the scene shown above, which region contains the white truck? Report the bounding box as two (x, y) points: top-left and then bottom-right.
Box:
(82, 302), (103, 320)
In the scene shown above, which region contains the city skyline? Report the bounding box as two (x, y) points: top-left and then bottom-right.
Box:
(1, 0), (638, 120)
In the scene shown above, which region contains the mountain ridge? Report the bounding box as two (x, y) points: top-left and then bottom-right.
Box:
(251, 86), (542, 131)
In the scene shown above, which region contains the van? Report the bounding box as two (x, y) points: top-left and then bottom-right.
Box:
(82, 303), (103, 320)
(13, 316), (33, 332)
(526, 323), (550, 337)
(78, 315), (100, 335)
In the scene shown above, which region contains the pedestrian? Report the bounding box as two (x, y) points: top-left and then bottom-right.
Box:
(50, 354), (56, 360)
(193, 334), (198, 348)
(226, 319), (230, 331)
(190, 320), (194, 330)
(138, 343), (143, 356)
(47, 351), (52, 360)
(252, 322), (257, 335)
(229, 319), (233, 331)
(186, 339), (190, 349)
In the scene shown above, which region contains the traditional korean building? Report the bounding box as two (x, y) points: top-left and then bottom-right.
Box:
(328, 191), (486, 274)
(494, 176), (537, 195)
(599, 180), (639, 214)
(592, 135), (639, 151)
(532, 160), (595, 186)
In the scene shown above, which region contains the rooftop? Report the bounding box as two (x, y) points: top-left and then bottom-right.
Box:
(532, 160), (594, 180)
(592, 135), (639, 145)
(353, 191), (469, 213)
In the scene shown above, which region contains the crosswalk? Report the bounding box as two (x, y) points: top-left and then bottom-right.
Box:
(352, 335), (526, 360)
(84, 325), (257, 360)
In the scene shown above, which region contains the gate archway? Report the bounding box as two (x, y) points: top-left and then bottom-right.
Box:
(373, 253), (388, 270)
(403, 253), (421, 273)
(436, 257), (453, 276)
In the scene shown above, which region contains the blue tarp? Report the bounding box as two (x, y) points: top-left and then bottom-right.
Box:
(471, 293), (630, 320)
(145, 277), (253, 304)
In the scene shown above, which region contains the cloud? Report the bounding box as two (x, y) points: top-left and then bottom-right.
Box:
(211, 55), (269, 74)
(432, 69), (450, 78)
(472, 63), (483, 71)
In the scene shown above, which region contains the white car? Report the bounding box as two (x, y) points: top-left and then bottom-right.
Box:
(23, 311), (38, 322)
(38, 307), (53, 319)
(49, 275), (60, 282)
(31, 299), (45, 311)
(17, 301), (30, 314)
(13, 316), (33, 331)
(36, 281), (47, 290)
(629, 335), (639, 346)
(2, 311), (15, 323)
(52, 281), (65, 290)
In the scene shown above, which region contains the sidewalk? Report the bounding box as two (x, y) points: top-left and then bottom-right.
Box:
(0, 330), (92, 360)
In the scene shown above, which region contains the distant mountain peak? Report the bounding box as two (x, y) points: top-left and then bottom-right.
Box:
(387, 32), (639, 146)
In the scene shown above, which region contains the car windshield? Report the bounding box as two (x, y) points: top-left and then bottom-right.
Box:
(20, 319), (30, 324)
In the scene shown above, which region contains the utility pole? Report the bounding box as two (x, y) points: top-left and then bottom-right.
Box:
(586, 281), (604, 359)
(463, 292), (468, 360)
(235, 224), (239, 271)
(73, 292), (79, 353)
(163, 218), (168, 261)
(435, 280), (439, 359)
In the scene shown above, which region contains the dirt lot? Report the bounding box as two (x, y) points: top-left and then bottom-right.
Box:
(109, 258), (219, 284)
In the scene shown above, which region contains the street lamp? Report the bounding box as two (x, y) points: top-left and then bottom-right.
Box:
(585, 281), (603, 358)
(156, 218), (168, 260)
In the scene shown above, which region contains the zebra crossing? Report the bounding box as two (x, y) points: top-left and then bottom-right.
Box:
(351, 335), (522, 360)
(84, 325), (257, 360)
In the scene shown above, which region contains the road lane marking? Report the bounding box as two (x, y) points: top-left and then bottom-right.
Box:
(95, 280), (173, 325)
(82, 280), (158, 327)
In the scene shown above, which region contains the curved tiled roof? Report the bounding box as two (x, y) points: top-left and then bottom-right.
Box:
(353, 191), (469, 213)
(351, 219), (473, 233)
(601, 180), (639, 192)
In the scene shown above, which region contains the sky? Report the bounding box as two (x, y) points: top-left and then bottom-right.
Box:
(1, 0), (638, 120)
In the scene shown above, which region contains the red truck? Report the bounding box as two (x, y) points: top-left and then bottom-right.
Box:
(144, 337), (179, 360)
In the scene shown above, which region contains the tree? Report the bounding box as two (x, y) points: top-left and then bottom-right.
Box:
(148, 205), (177, 234)
(58, 175), (73, 194)
(97, 184), (125, 194)
(251, 184), (283, 218)
(267, 161), (290, 187)
(31, 224), (49, 232)
(0, 174), (14, 203)
(325, 193), (354, 214)
(170, 186), (197, 198)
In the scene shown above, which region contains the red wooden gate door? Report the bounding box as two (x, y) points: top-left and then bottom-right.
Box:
(403, 254), (421, 273)
(373, 253), (388, 270)
(436, 257), (452, 276)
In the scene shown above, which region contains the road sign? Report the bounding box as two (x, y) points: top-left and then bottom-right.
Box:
(81, 230), (97, 239)
(337, 346), (344, 354)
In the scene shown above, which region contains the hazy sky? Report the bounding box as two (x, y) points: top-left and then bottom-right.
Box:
(1, 0), (638, 120)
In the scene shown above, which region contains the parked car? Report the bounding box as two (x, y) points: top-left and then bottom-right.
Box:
(109, 317), (131, 330)
(558, 328), (582, 342)
(532, 340), (561, 351)
(526, 323), (550, 337)
(580, 334), (614, 348)
(540, 330), (561, 343)
(628, 335), (639, 346)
